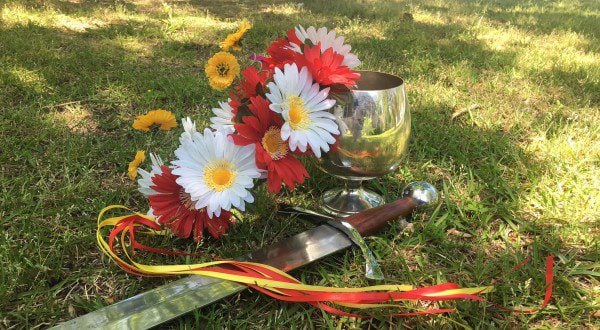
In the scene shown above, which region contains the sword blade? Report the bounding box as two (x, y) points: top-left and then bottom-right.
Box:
(54, 225), (352, 329)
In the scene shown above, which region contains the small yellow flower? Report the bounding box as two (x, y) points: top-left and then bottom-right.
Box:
(220, 21), (251, 51)
(205, 51), (240, 90)
(132, 109), (177, 131)
(128, 150), (146, 180)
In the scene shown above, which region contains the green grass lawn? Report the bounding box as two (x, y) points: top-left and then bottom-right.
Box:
(1, 0), (599, 328)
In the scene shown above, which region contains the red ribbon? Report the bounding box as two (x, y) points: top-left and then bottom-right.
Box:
(103, 213), (554, 318)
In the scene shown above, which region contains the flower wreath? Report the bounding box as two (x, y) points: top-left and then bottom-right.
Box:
(131, 25), (361, 242)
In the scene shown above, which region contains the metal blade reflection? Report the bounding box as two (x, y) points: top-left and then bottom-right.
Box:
(55, 225), (352, 329)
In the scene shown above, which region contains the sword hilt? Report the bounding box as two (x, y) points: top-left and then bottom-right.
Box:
(345, 182), (438, 236)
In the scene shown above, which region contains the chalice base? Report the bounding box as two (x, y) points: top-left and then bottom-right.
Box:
(321, 181), (385, 217)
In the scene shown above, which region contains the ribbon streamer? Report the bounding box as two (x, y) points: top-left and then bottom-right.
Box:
(97, 206), (554, 318)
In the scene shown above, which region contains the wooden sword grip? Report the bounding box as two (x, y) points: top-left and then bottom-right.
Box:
(344, 197), (417, 236)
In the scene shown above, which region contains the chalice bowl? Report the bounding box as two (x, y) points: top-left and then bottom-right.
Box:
(316, 71), (410, 217)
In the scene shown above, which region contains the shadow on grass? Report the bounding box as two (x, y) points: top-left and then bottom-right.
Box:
(0, 19), (227, 118)
(297, 104), (594, 326)
(536, 67), (600, 107)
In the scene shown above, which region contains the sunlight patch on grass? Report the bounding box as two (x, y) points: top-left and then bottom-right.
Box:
(7, 66), (48, 93)
(519, 32), (599, 71)
(470, 11), (600, 96)
(161, 15), (233, 43)
(114, 36), (156, 58)
(1, 4), (45, 27)
(476, 26), (532, 51)
(1, 4), (106, 32)
(339, 21), (388, 42)
(413, 10), (448, 26)
(261, 3), (303, 16)
(54, 14), (106, 32)
(524, 123), (600, 221)
(49, 104), (99, 134)
(505, 1), (598, 17)
(150, 2), (236, 43)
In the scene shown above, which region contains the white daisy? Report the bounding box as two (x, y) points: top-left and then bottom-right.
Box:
(137, 153), (165, 196)
(180, 117), (199, 143)
(209, 98), (236, 131)
(171, 128), (261, 218)
(292, 26), (361, 68)
(265, 63), (339, 158)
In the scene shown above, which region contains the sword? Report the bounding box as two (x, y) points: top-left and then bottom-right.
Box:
(54, 182), (438, 329)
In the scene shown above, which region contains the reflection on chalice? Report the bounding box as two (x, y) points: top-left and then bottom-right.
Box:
(316, 71), (410, 217)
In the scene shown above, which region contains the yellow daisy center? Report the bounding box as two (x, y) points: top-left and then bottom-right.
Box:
(261, 127), (288, 160)
(287, 96), (311, 130)
(204, 161), (237, 191)
(217, 63), (229, 76)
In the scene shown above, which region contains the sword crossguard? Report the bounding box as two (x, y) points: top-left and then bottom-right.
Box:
(277, 205), (386, 280)
(277, 182), (438, 281)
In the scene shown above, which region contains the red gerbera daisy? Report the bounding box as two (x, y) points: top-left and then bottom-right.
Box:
(148, 165), (233, 242)
(231, 96), (309, 193)
(294, 44), (360, 87)
(236, 66), (271, 99)
(285, 26), (303, 47)
(228, 90), (242, 116)
(263, 37), (297, 73)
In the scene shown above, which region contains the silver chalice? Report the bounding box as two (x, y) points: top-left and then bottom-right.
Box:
(316, 71), (410, 217)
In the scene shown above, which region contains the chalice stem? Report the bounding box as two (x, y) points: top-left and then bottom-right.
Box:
(321, 179), (385, 217)
(345, 179), (363, 196)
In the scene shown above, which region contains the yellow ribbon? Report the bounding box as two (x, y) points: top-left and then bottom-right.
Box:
(97, 205), (494, 313)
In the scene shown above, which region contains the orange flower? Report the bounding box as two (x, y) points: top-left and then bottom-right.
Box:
(220, 21), (251, 51)
(128, 150), (146, 180)
(205, 52), (240, 90)
(133, 110), (177, 131)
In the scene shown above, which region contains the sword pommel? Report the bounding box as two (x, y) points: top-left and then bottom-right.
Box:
(345, 182), (438, 236)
